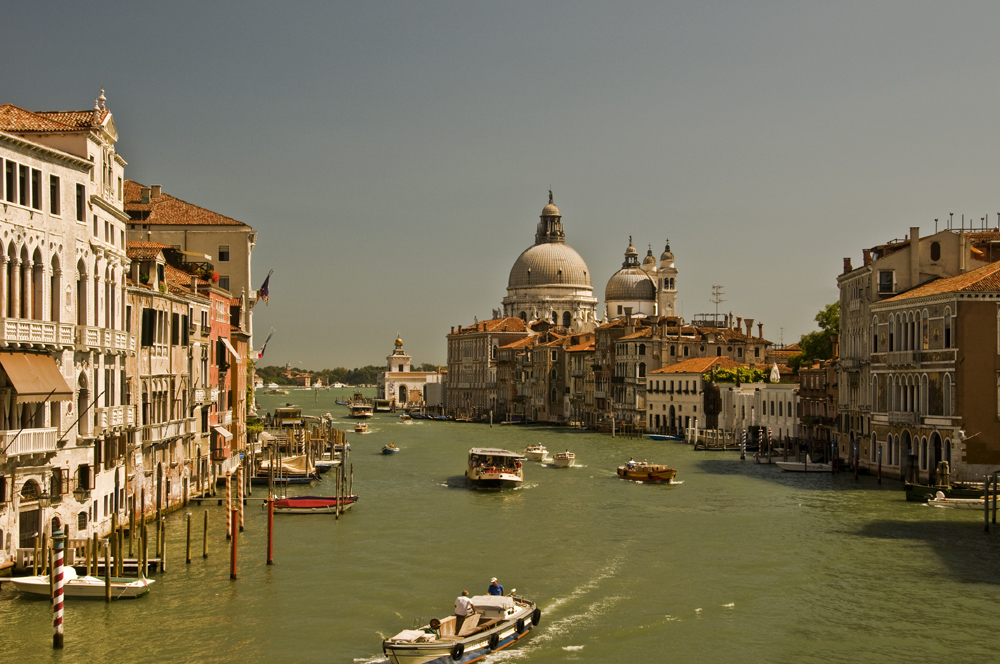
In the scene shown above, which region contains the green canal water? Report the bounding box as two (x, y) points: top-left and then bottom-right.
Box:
(3, 388), (1000, 663)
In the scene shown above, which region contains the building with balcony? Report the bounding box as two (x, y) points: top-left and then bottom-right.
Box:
(868, 259), (1000, 482)
(446, 317), (529, 419)
(0, 94), (134, 570)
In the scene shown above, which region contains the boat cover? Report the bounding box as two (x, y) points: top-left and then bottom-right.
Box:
(274, 496), (355, 508)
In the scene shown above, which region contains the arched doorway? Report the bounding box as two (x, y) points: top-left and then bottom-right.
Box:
(901, 430), (913, 482)
(18, 479), (42, 547)
(669, 405), (676, 433)
(398, 385), (408, 404)
(930, 431), (942, 483)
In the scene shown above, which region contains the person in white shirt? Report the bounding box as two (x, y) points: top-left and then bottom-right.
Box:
(454, 590), (475, 631)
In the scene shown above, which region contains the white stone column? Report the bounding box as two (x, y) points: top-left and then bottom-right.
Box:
(10, 257), (21, 319)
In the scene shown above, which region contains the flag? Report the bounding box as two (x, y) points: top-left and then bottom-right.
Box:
(257, 269), (273, 307)
(257, 330), (275, 359)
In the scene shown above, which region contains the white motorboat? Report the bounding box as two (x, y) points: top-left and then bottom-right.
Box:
(775, 455), (833, 472)
(382, 593), (540, 664)
(928, 491), (984, 509)
(522, 444), (548, 461)
(465, 448), (524, 489)
(9, 567), (153, 599)
(551, 450), (575, 467)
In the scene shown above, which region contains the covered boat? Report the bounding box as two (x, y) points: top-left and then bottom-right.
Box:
(465, 448), (524, 489)
(9, 567), (154, 599)
(382, 593), (540, 664)
(348, 392), (374, 418)
(551, 450), (575, 467)
(272, 495), (359, 514)
(617, 460), (677, 482)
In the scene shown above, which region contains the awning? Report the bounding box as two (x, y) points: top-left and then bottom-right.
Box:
(0, 353), (73, 403)
(176, 249), (212, 260)
(212, 425), (233, 441)
(220, 337), (242, 363)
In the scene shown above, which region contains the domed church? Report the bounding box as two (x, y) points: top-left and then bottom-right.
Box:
(604, 239), (679, 319)
(501, 192), (598, 332)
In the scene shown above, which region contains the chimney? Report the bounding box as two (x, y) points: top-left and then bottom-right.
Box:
(451, 326), (455, 334)
(736, 316), (742, 332)
(843, 257), (852, 274)
(130, 261), (140, 283)
(140, 187), (151, 204)
(862, 249), (872, 266)
(757, 322), (763, 339)
(191, 275), (197, 292)
(151, 184), (162, 198)
(744, 318), (754, 337)
(624, 307), (633, 326)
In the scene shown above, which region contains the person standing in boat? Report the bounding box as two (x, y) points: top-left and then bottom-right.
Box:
(455, 590), (475, 631)
(488, 577), (504, 595)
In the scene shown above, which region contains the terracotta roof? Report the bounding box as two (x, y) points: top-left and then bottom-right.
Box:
(164, 263), (209, 295)
(650, 356), (746, 375)
(124, 180), (249, 227)
(884, 260), (1000, 301)
(566, 341), (595, 352)
(0, 104), (107, 133)
(454, 317), (528, 335)
(126, 240), (172, 261)
(620, 328), (653, 340)
(499, 337), (536, 350)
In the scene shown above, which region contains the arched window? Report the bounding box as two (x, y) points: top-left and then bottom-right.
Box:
(519, 311), (526, 321)
(491, 345), (498, 360)
(551, 311), (558, 325)
(944, 309), (952, 348)
(930, 241), (941, 261)
(78, 511), (88, 531)
(562, 311), (571, 328)
(638, 344), (645, 356)
(638, 362), (646, 378)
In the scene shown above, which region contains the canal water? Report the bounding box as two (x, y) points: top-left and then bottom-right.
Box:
(3, 388), (1000, 663)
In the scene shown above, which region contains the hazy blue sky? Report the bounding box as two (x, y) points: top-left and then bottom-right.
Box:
(8, 2), (1000, 368)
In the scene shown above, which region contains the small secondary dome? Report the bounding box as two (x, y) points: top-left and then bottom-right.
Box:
(660, 240), (674, 262)
(605, 237), (656, 301)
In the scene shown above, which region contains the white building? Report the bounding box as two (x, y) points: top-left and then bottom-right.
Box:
(377, 335), (444, 410)
(0, 93), (134, 570)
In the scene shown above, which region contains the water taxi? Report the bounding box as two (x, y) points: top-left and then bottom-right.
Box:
(348, 392), (374, 418)
(551, 450), (575, 467)
(382, 593), (540, 664)
(522, 444), (548, 461)
(355, 422), (370, 434)
(617, 460), (677, 482)
(10, 567), (154, 599)
(465, 448), (524, 489)
(399, 414), (413, 423)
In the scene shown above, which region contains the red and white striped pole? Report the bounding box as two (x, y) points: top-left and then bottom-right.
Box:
(237, 464), (244, 532)
(52, 526), (65, 649)
(225, 473), (232, 540)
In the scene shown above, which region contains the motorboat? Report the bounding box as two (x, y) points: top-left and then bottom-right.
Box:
(522, 444), (548, 461)
(399, 414), (413, 423)
(355, 422), (370, 434)
(648, 434), (682, 441)
(9, 566), (154, 599)
(551, 450), (575, 467)
(617, 460), (677, 482)
(466, 448), (524, 489)
(905, 481), (984, 503)
(348, 392), (374, 418)
(272, 495), (359, 514)
(775, 455), (833, 472)
(927, 491), (984, 509)
(382, 593), (540, 664)
(314, 458), (341, 473)
(382, 444), (400, 455)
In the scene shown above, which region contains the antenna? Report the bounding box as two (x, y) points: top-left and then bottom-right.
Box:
(710, 285), (725, 326)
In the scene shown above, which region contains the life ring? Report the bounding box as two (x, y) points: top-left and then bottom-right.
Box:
(489, 633), (500, 650)
(516, 618), (525, 634)
(451, 642), (464, 660)
(531, 608), (541, 626)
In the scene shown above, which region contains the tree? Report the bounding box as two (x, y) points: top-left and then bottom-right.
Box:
(789, 302), (840, 371)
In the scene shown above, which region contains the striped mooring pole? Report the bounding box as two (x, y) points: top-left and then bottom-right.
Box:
(52, 526), (65, 649)
(238, 464), (245, 532)
(226, 473), (232, 540)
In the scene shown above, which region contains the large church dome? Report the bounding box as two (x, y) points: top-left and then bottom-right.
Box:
(508, 242), (592, 289)
(605, 237), (656, 301)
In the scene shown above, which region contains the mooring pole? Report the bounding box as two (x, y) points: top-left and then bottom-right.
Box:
(266, 499), (274, 565)
(230, 508), (238, 580)
(51, 527), (65, 649)
(186, 513), (192, 564)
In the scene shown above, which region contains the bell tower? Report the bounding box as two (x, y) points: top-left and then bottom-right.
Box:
(657, 241), (678, 316)
(387, 334), (411, 373)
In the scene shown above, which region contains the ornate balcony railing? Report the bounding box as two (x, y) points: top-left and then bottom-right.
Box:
(94, 405), (137, 433)
(887, 412), (918, 425)
(75, 326), (132, 353)
(0, 318), (74, 348)
(1, 427), (58, 456)
(886, 351), (918, 367)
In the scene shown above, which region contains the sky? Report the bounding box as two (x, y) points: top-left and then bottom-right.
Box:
(7, 1), (1000, 369)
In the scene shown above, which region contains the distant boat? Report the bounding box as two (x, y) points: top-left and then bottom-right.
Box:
(551, 450), (575, 468)
(775, 455), (833, 473)
(466, 448), (524, 489)
(335, 398), (350, 406)
(617, 460), (677, 483)
(523, 444), (548, 461)
(399, 414), (413, 423)
(927, 491), (984, 509)
(355, 422), (370, 434)
(382, 444), (400, 455)
(648, 434), (682, 441)
(272, 495), (358, 514)
(348, 392), (374, 418)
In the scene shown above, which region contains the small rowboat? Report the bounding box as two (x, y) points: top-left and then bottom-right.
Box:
(382, 444), (400, 455)
(9, 567), (154, 599)
(617, 461), (677, 482)
(272, 495), (359, 514)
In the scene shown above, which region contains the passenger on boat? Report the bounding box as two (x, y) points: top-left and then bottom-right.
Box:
(627, 457), (636, 468)
(488, 577), (504, 596)
(455, 591), (475, 631)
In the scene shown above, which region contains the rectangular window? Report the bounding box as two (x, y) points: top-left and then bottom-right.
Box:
(93, 215), (98, 237)
(877, 270), (894, 294)
(219, 275), (230, 291)
(18, 164), (28, 206)
(76, 184), (86, 221)
(104, 221), (110, 243)
(140, 308), (155, 346)
(49, 175), (60, 215)
(181, 314), (189, 346)
(218, 245), (230, 262)
(0, 474), (6, 502)
(117, 177), (122, 200)
(172, 313), (180, 345)
(4, 160), (14, 202)
(30, 169), (41, 209)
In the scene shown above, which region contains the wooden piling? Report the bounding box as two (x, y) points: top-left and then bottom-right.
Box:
(41, 532), (48, 575)
(91, 533), (98, 576)
(186, 513), (192, 564)
(266, 500), (274, 565)
(203, 511), (209, 559)
(160, 518), (166, 573)
(129, 503), (135, 557)
(103, 541), (111, 603)
(33, 536), (39, 575)
(230, 508), (238, 580)
(225, 474), (232, 540)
